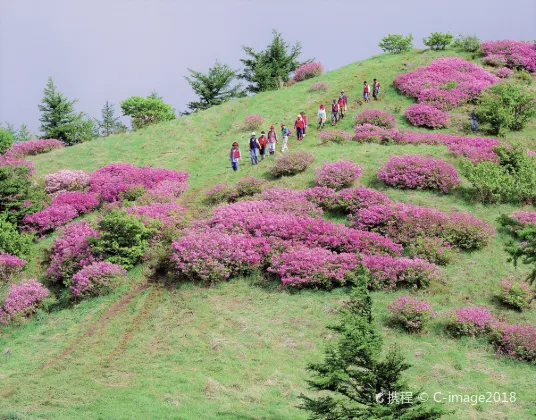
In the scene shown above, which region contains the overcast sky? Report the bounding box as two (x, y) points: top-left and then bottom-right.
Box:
(1, 0), (535, 133)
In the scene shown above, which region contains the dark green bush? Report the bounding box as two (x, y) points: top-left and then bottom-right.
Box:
(423, 32), (453, 50)
(378, 34), (413, 54)
(0, 165), (44, 225)
(452, 34), (481, 52)
(0, 213), (34, 259)
(499, 215), (536, 283)
(0, 127), (15, 154)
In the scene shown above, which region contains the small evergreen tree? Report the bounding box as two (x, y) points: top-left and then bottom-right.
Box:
(120, 93), (176, 130)
(300, 277), (446, 419)
(184, 61), (244, 113)
(16, 123), (31, 142)
(379, 34), (414, 54)
(96, 101), (125, 136)
(0, 127), (15, 154)
(239, 30), (308, 93)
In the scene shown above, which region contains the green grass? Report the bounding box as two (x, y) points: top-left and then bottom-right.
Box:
(2, 48), (536, 419)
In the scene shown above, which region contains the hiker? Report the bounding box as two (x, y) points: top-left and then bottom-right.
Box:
(331, 99), (339, 126)
(471, 109), (479, 132)
(363, 81), (370, 103)
(300, 112), (308, 137)
(229, 142), (241, 171)
(340, 90), (348, 113)
(281, 123), (290, 152)
(317, 104), (326, 130)
(338, 94), (345, 120)
(267, 125), (278, 155)
(372, 79), (381, 101)
(258, 131), (268, 160)
(294, 115), (304, 141)
(249, 132), (260, 165)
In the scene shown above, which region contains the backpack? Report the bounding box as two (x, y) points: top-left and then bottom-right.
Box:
(287, 128), (292, 136)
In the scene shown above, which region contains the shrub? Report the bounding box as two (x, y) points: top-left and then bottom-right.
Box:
(0, 214), (34, 259)
(0, 127), (15, 154)
(490, 323), (536, 363)
(269, 152), (314, 177)
(308, 82), (330, 92)
(319, 130), (353, 144)
(0, 279), (49, 324)
(387, 296), (436, 333)
(476, 82), (536, 136)
(23, 205), (79, 235)
(442, 212), (495, 250)
(120, 94), (176, 130)
(452, 34), (481, 52)
(331, 187), (391, 213)
(352, 124), (399, 144)
(5, 139), (64, 158)
(498, 279), (533, 311)
(144, 180), (188, 202)
(423, 32), (453, 50)
(293, 62), (323, 82)
(355, 109), (396, 129)
(314, 160), (363, 190)
(45, 169), (90, 194)
(496, 67), (513, 78)
(302, 186), (337, 209)
(377, 155), (460, 193)
(482, 54), (508, 67)
(445, 306), (493, 336)
(235, 177), (265, 197)
(0, 254), (26, 283)
(404, 237), (454, 266)
(259, 189), (324, 217)
(511, 211), (536, 226)
(89, 209), (152, 269)
(0, 164), (44, 224)
(405, 104), (449, 128)
(481, 40), (536, 72)
(378, 34), (413, 54)
(45, 221), (100, 286)
(268, 247), (359, 288)
(499, 214), (536, 282)
(70, 262), (127, 297)
(125, 202), (186, 230)
(50, 191), (100, 215)
(206, 183), (235, 204)
(243, 114), (264, 130)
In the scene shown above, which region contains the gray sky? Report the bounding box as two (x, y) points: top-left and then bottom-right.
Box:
(1, 0), (535, 133)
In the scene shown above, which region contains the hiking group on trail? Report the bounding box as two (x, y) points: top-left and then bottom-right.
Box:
(229, 80), (381, 171)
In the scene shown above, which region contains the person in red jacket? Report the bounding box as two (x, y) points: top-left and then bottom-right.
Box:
(300, 112), (308, 137)
(373, 78), (381, 101)
(229, 142), (241, 171)
(294, 114), (304, 141)
(331, 99), (339, 126)
(338, 95), (345, 120)
(258, 131), (268, 160)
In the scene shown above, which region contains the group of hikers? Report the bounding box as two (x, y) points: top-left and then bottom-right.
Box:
(229, 79), (382, 171)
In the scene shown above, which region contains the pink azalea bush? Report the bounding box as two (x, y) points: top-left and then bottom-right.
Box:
(445, 306), (494, 336)
(302, 186), (337, 209)
(309, 82), (330, 92)
(243, 114), (264, 130)
(269, 152), (314, 177)
(0, 155), (35, 174)
(50, 191), (100, 215)
(527, 150), (536, 158)
(355, 109), (396, 129)
(5, 139), (64, 158)
(352, 124), (401, 144)
(331, 187), (391, 213)
(23, 204), (79, 235)
(482, 53), (508, 67)
(481, 40), (536, 72)
(144, 180), (189, 203)
(293, 62), (323, 82)
(377, 155), (460, 193)
(206, 183), (234, 204)
(125, 202), (187, 229)
(404, 237), (454, 266)
(45, 170), (90, 194)
(405, 104), (449, 128)
(70, 262), (127, 297)
(315, 160), (363, 190)
(0, 254), (26, 283)
(511, 211), (536, 226)
(498, 279), (533, 311)
(0, 279), (49, 324)
(490, 323), (536, 363)
(319, 130), (353, 144)
(267, 247), (359, 288)
(260, 188), (324, 217)
(387, 295), (436, 333)
(496, 67), (513, 78)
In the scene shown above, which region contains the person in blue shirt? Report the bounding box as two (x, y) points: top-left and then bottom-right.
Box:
(249, 132), (260, 164)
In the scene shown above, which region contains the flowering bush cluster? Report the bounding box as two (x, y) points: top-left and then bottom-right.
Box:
(51, 191), (100, 214)
(511, 211), (536, 226)
(527, 150), (536, 158)
(496, 67), (513, 78)
(490, 323), (536, 363)
(70, 262), (127, 297)
(260, 188), (324, 217)
(206, 183), (234, 204)
(0, 253), (26, 283)
(309, 82), (330, 92)
(269, 152), (314, 177)
(352, 124), (400, 144)
(481, 40), (536, 72)
(0, 279), (49, 324)
(315, 160), (363, 190)
(45, 170), (90, 194)
(292, 62), (323, 82)
(319, 130), (353, 144)
(405, 104), (449, 128)
(235, 177), (265, 197)
(302, 186), (337, 209)
(125, 202), (186, 229)
(404, 237), (454, 266)
(387, 295), (436, 333)
(355, 109), (396, 129)
(377, 155), (460, 193)
(498, 279), (533, 311)
(445, 306), (494, 336)
(243, 114), (264, 130)
(394, 57), (498, 110)
(330, 187), (391, 213)
(143, 180), (189, 203)
(5, 139), (64, 158)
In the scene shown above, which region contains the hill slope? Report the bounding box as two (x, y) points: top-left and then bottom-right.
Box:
(2, 49), (536, 420)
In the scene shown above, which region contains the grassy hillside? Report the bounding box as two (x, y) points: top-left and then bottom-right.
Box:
(2, 49), (536, 420)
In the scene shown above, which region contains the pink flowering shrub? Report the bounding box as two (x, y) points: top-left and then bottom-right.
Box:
(482, 53), (508, 67)
(243, 114), (264, 131)
(490, 323), (536, 363)
(498, 279), (534, 311)
(331, 187), (391, 213)
(260, 188), (324, 217)
(315, 160), (363, 190)
(170, 231), (271, 285)
(126, 202), (186, 229)
(45, 221), (100, 285)
(144, 180), (189, 203)
(23, 204), (79, 235)
(235, 177), (265, 197)
(269, 152), (314, 177)
(387, 295), (436, 333)
(45, 170), (90, 194)
(293, 62), (323, 82)
(70, 262), (127, 297)
(50, 191), (100, 215)
(496, 67), (513, 78)
(302, 186), (337, 209)
(377, 155), (460, 193)
(355, 109), (396, 129)
(404, 237), (454, 266)
(445, 306), (494, 336)
(511, 211), (536, 226)
(0, 155), (35, 175)
(309, 82), (330, 92)
(362, 255), (441, 290)
(0, 254), (26, 283)
(406, 104), (449, 128)
(481, 40), (536, 72)
(319, 130), (353, 144)
(353, 124), (401, 144)
(206, 183), (234, 204)
(5, 139), (64, 158)
(0, 279), (49, 324)
(268, 247), (359, 288)
(527, 150), (536, 158)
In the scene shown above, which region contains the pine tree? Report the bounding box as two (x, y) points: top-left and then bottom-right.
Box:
(96, 101), (123, 137)
(16, 123), (31, 142)
(0, 127), (15, 154)
(239, 30), (308, 93)
(300, 276), (447, 419)
(184, 61), (243, 113)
